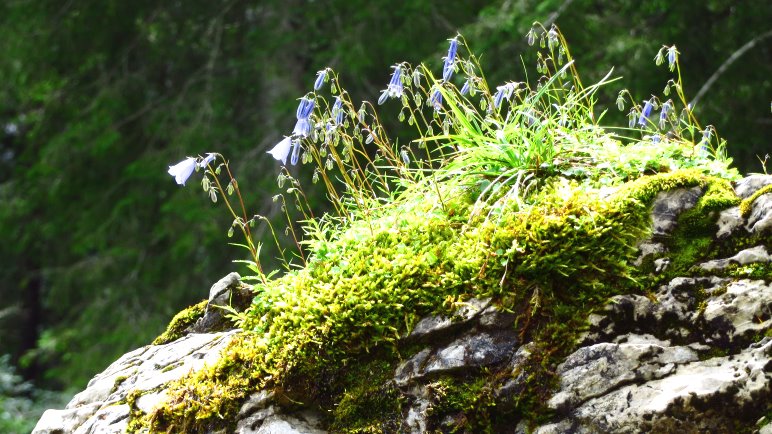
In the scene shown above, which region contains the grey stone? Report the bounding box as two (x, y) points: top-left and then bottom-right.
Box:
(32, 330), (240, 434)
(407, 298), (491, 340)
(397, 330), (517, 386)
(716, 206), (743, 239)
(395, 348), (432, 387)
(702, 279), (772, 345)
(408, 315), (453, 339)
(548, 338), (771, 433)
(33, 404), (102, 434)
(633, 241), (666, 266)
(699, 245), (772, 271)
(207, 271), (242, 303)
(733, 174), (772, 199)
(495, 343), (535, 400)
(192, 272), (253, 334)
(746, 189), (772, 234)
(235, 408), (326, 434)
(548, 338), (698, 412)
(72, 404), (129, 434)
(651, 186), (703, 236)
(238, 390), (277, 418)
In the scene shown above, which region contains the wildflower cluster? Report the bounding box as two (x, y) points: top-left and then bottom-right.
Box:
(165, 24), (734, 278)
(616, 43), (724, 159)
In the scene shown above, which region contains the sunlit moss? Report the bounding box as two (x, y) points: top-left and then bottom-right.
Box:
(740, 183), (772, 217)
(124, 166), (739, 433)
(151, 300), (208, 346)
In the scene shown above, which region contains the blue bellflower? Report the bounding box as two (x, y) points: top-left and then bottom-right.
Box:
(443, 38), (458, 81)
(429, 87), (443, 111)
(296, 97), (315, 119)
(199, 153), (216, 168)
(379, 65), (404, 105)
(659, 100), (671, 129)
(332, 97), (344, 125)
(314, 69), (327, 91)
(638, 99), (654, 127)
(290, 139), (301, 165)
(293, 97), (315, 138)
(667, 46), (678, 70)
(167, 157), (197, 186)
(460, 79), (471, 96)
(267, 137), (292, 165)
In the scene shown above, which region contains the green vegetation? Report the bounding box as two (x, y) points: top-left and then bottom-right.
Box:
(152, 300), (208, 346)
(122, 24), (748, 432)
(740, 183), (772, 217)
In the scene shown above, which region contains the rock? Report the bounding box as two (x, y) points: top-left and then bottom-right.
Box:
(32, 330), (240, 434)
(716, 206), (743, 239)
(235, 408), (326, 434)
(547, 338), (699, 412)
(542, 338), (771, 433)
(699, 245), (772, 271)
(396, 326), (517, 386)
(33, 175), (772, 433)
(746, 189), (772, 234)
(407, 298), (492, 340)
(192, 272), (253, 334)
(422, 331), (517, 375)
(716, 175), (772, 239)
(734, 175), (772, 199)
(650, 186), (703, 236)
(702, 279), (772, 346)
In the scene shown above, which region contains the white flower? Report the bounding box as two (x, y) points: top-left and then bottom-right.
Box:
(199, 153), (216, 168)
(167, 157), (197, 186)
(267, 137), (292, 165)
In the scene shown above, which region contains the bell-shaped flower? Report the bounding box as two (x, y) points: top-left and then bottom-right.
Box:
(314, 69), (328, 91)
(267, 137), (292, 165)
(296, 97), (315, 120)
(290, 139), (301, 165)
(332, 97), (344, 125)
(199, 153), (216, 168)
(659, 100), (672, 130)
(493, 87), (506, 108)
(292, 97), (315, 138)
(388, 66), (402, 96)
(667, 46), (678, 71)
(379, 65), (404, 105)
(167, 157), (197, 186)
(293, 118), (312, 137)
(638, 98), (654, 127)
(429, 87), (443, 111)
(443, 38), (458, 81)
(460, 79), (471, 96)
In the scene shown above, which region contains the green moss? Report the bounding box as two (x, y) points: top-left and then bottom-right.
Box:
(127, 169), (740, 433)
(696, 262), (772, 281)
(110, 375), (128, 394)
(424, 376), (496, 433)
(679, 178), (740, 234)
(652, 176), (740, 283)
(151, 300), (208, 346)
(327, 356), (404, 433)
(740, 183), (772, 217)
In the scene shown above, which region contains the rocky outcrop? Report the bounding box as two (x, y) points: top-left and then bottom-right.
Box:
(33, 175), (772, 433)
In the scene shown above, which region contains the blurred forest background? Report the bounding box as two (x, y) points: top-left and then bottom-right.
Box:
(0, 0), (770, 430)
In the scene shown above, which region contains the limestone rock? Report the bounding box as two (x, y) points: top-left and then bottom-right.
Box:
(650, 186), (702, 236)
(32, 330), (240, 434)
(33, 175), (772, 433)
